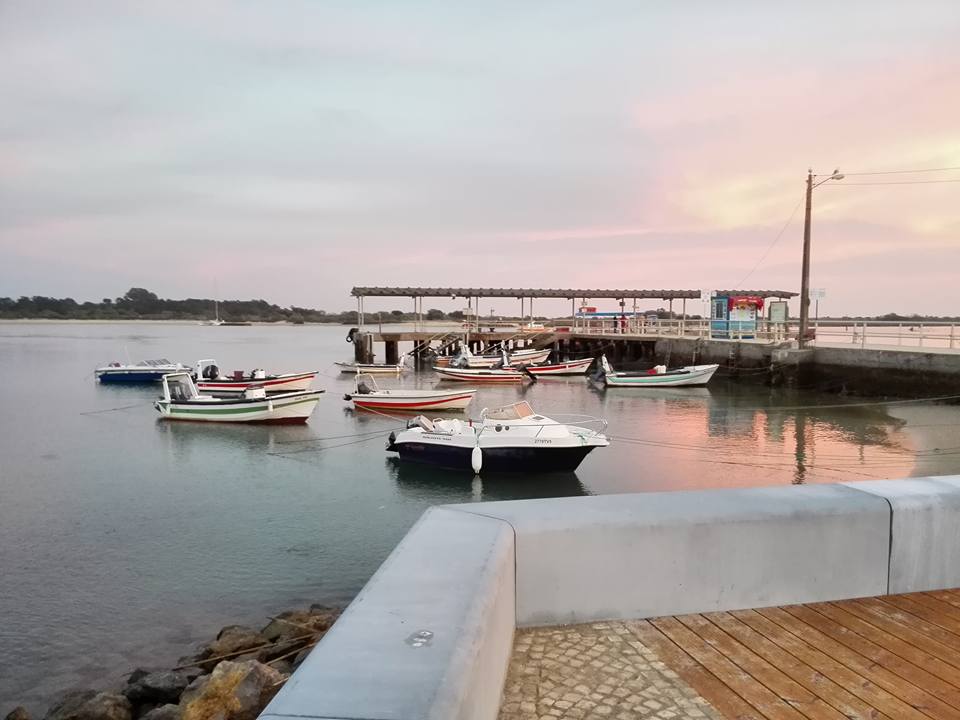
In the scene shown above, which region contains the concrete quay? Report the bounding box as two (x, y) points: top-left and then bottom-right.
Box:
(259, 475), (960, 720)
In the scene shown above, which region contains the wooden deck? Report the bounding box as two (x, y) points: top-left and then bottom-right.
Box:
(631, 589), (960, 720)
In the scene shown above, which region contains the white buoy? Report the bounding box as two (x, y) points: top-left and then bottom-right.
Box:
(471, 445), (483, 474)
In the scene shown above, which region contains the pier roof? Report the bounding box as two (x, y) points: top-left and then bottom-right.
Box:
(713, 289), (798, 298)
(351, 287), (702, 300)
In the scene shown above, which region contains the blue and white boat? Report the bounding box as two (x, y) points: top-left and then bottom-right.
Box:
(95, 358), (189, 384)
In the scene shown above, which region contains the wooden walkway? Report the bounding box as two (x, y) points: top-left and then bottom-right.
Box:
(631, 589), (960, 720)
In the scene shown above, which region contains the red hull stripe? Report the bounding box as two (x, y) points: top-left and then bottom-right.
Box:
(353, 394), (474, 409)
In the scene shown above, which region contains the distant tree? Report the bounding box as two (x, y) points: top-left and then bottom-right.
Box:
(391, 310), (404, 317)
(426, 308), (445, 320)
(448, 310), (465, 320)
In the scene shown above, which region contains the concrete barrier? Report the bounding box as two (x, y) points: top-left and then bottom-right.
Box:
(845, 477), (960, 594)
(452, 484), (891, 626)
(260, 507), (515, 720)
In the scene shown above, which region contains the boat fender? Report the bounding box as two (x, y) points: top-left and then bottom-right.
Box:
(386, 431), (397, 451)
(346, 327), (359, 343)
(471, 446), (482, 474)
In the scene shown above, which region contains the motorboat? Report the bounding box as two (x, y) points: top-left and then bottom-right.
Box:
(193, 359), (318, 395)
(596, 355), (719, 387)
(154, 372), (323, 423)
(343, 374), (476, 411)
(435, 356), (593, 381)
(525, 357), (594, 376)
(433, 346), (551, 368)
(386, 401), (608, 473)
(336, 361), (406, 375)
(95, 358), (189, 384)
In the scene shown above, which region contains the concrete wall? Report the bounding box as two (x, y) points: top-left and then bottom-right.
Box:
(812, 345), (960, 395)
(260, 476), (960, 720)
(453, 484), (891, 626)
(260, 507), (516, 720)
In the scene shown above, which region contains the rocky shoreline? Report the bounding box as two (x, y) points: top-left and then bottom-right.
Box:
(4, 605), (341, 720)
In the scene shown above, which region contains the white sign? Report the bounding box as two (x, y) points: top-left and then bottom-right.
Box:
(808, 288), (827, 299)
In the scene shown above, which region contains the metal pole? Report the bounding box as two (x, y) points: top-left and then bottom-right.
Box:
(682, 298), (686, 336)
(799, 169), (814, 348)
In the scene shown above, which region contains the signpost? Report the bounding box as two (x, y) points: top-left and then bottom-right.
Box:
(809, 288), (826, 322)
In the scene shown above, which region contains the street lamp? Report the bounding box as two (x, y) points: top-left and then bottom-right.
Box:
(798, 168), (844, 348)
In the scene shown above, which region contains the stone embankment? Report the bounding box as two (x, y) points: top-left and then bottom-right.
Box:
(4, 606), (340, 720)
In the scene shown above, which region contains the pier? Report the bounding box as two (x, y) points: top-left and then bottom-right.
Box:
(348, 286), (960, 394)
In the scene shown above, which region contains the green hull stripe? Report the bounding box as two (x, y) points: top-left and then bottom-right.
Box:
(166, 397), (317, 415)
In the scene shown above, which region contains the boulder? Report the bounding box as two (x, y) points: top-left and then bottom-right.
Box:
(124, 672), (191, 705)
(45, 692), (131, 720)
(179, 661), (283, 720)
(206, 627), (266, 659)
(268, 660), (292, 677)
(138, 706), (180, 720)
(5, 707), (32, 720)
(290, 648), (312, 671)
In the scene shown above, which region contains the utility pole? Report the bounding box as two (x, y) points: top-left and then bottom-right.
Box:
(799, 169), (813, 349)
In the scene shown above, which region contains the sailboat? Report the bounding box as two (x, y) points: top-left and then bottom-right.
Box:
(202, 299), (224, 326)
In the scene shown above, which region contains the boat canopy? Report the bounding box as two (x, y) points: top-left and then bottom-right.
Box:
(163, 372), (200, 401)
(484, 401), (535, 421)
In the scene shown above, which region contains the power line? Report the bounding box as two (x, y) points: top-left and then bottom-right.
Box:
(733, 194), (805, 287)
(842, 165), (960, 176)
(825, 178), (960, 186)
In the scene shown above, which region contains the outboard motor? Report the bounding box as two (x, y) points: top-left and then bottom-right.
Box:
(202, 364), (219, 380)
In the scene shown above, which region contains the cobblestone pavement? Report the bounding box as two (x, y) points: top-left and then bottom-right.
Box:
(498, 622), (723, 720)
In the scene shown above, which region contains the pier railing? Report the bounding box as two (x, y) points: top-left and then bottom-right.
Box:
(567, 318), (958, 350)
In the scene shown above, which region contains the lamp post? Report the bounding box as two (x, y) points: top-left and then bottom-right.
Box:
(798, 168), (844, 348)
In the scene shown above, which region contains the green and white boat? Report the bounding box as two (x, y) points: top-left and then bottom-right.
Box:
(155, 372), (323, 424)
(597, 355), (718, 387)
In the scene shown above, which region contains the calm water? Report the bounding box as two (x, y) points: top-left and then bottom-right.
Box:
(2, 322), (959, 710)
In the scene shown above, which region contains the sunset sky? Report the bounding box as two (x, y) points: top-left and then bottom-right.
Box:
(1, 1), (958, 316)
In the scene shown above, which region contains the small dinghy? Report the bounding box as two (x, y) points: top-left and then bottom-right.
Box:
(386, 401), (608, 473)
(596, 355), (719, 387)
(155, 372), (323, 423)
(95, 358), (189, 384)
(525, 357), (594, 376)
(433, 365), (536, 383)
(344, 374), (476, 411)
(193, 359), (318, 395)
(336, 361), (406, 375)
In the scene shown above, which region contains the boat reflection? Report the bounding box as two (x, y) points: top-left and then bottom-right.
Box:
(387, 459), (588, 502)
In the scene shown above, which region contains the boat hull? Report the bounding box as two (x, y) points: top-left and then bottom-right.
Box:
(603, 364), (719, 387)
(433, 367), (528, 383)
(337, 363), (405, 375)
(97, 370), (175, 384)
(348, 390), (476, 411)
(196, 371), (318, 395)
(393, 442), (598, 473)
(524, 358), (593, 376)
(155, 391), (323, 423)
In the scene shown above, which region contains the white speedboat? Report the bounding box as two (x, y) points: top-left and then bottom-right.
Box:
(344, 374), (476, 411)
(386, 401), (608, 473)
(193, 359), (318, 395)
(154, 373), (323, 423)
(95, 358), (189, 384)
(597, 355), (719, 387)
(336, 361), (406, 375)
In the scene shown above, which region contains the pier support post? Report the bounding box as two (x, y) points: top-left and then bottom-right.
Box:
(385, 341), (399, 365)
(354, 332), (374, 364)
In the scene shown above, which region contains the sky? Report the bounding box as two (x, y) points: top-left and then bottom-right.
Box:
(1, 1), (958, 317)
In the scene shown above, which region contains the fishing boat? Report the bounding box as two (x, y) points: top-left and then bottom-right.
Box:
(95, 359), (189, 384)
(596, 355), (719, 387)
(386, 401), (608, 473)
(154, 373), (323, 423)
(343, 374), (476, 411)
(525, 357), (594, 376)
(193, 359), (318, 395)
(336, 361), (406, 375)
(433, 365), (535, 383)
(434, 346), (551, 368)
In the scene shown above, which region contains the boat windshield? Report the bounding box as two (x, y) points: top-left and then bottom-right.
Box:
(355, 373), (379, 394)
(166, 374), (197, 401)
(484, 401), (535, 421)
(139, 358), (174, 367)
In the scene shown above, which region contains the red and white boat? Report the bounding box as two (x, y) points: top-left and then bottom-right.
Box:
(435, 356), (594, 382)
(193, 359), (318, 395)
(433, 346), (551, 368)
(344, 374), (476, 411)
(524, 357), (594, 376)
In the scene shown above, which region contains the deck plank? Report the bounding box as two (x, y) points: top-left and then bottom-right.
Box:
(731, 609), (930, 720)
(899, 591), (960, 623)
(628, 620), (765, 720)
(651, 616), (809, 720)
(757, 606), (959, 720)
(675, 614), (849, 720)
(809, 602), (960, 690)
(880, 594), (960, 637)
(705, 611), (892, 720)
(785, 605), (960, 708)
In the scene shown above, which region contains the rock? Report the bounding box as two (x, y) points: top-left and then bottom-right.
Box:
(138, 706), (180, 720)
(207, 627), (267, 658)
(290, 648), (312, 671)
(45, 692), (131, 720)
(125, 671), (149, 687)
(268, 660), (292, 677)
(179, 661), (283, 720)
(124, 672), (191, 705)
(5, 706), (32, 720)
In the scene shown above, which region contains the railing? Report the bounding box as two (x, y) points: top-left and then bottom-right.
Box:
(563, 318), (958, 350)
